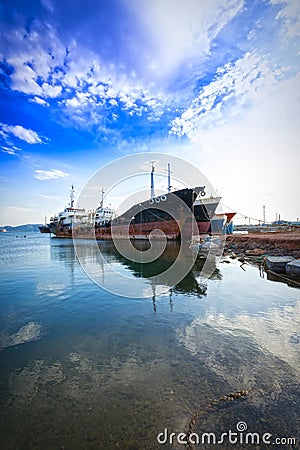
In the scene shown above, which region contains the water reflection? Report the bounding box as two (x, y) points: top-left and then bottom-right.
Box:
(50, 238), (222, 299)
(178, 301), (300, 378)
(0, 321), (42, 351)
(1, 235), (300, 449)
(266, 269), (300, 289)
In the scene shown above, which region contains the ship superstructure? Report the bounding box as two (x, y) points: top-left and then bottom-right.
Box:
(49, 184), (87, 237)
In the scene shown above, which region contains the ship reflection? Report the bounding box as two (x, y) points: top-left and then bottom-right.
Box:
(50, 238), (222, 303)
(49, 238), (77, 287)
(105, 240), (222, 295)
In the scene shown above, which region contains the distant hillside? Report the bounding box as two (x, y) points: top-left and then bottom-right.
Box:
(1, 224), (42, 232)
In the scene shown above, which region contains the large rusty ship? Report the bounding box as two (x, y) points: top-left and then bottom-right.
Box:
(49, 167), (221, 240)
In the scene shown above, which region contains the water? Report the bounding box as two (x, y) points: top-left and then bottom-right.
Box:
(0, 232), (299, 449)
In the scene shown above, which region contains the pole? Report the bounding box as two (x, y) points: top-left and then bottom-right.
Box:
(150, 162), (155, 199)
(100, 188), (104, 208)
(70, 184), (75, 208)
(263, 205), (266, 224)
(167, 163), (171, 193)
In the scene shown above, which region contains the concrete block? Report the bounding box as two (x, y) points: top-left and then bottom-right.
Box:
(285, 260), (300, 277)
(266, 256), (295, 273)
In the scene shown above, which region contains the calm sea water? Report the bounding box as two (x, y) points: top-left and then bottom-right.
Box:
(0, 232), (299, 449)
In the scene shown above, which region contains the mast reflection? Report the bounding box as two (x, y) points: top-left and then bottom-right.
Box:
(50, 238), (222, 306)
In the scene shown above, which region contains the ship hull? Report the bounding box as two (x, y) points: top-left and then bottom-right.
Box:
(38, 225), (51, 233)
(51, 217), (212, 240)
(50, 188), (219, 240)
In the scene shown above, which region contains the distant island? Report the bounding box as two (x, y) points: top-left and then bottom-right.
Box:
(0, 224), (43, 232)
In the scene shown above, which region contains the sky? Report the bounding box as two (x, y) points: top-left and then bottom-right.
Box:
(0, 0), (299, 226)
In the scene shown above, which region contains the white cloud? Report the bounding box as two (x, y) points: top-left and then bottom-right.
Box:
(129, 0), (244, 83)
(39, 194), (60, 199)
(1, 145), (22, 155)
(168, 72), (300, 222)
(0, 0), (299, 148)
(40, 0), (54, 13)
(62, 78), (165, 127)
(2, 22), (65, 98)
(34, 169), (69, 180)
(270, 0), (300, 38)
(29, 96), (50, 107)
(41, 82), (62, 98)
(0, 123), (42, 144)
(0, 1), (245, 125)
(7, 206), (35, 212)
(170, 50), (288, 139)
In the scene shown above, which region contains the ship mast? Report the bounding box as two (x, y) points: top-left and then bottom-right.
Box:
(167, 163), (171, 193)
(70, 184), (75, 208)
(150, 162), (155, 199)
(100, 188), (104, 208)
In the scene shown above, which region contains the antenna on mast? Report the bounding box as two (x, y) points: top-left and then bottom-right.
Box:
(70, 184), (75, 208)
(100, 188), (104, 208)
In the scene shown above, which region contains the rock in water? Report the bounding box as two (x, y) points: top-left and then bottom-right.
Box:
(285, 260), (300, 277)
(266, 256), (295, 273)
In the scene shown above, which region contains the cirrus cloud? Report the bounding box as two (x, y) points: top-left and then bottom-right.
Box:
(34, 169), (69, 180)
(1, 145), (22, 155)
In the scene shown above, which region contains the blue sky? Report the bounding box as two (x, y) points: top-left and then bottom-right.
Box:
(0, 0), (299, 225)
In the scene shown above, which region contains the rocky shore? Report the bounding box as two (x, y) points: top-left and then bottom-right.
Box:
(225, 231), (300, 259)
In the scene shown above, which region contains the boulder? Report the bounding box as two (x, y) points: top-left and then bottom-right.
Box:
(245, 248), (265, 256)
(266, 256), (295, 273)
(285, 260), (300, 277)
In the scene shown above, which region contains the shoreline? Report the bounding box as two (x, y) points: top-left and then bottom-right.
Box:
(225, 230), (300, 259)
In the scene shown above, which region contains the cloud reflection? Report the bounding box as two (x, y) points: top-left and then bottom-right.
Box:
(0, 321), (42, 350)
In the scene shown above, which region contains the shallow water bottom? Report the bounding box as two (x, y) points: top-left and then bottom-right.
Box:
(0, 234), (299, 449)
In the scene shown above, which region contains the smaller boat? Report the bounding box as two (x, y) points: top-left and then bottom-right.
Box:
(0, 228), (7, 233)
(38, 215), (51, 233)
(38, 225), (51, 233)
